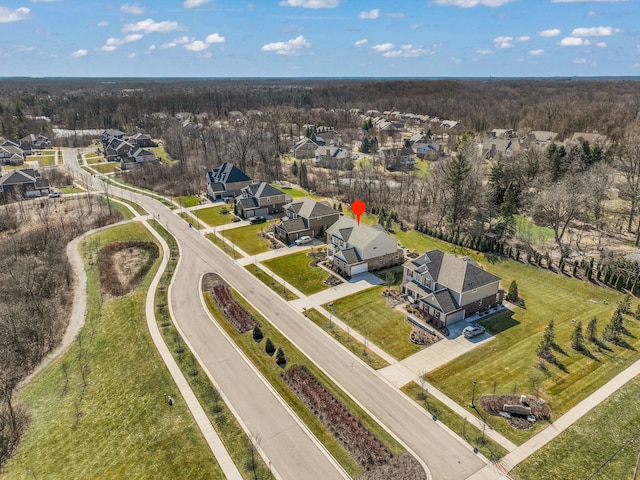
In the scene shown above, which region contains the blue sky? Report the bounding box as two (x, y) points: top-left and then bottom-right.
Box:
(0, 0), (638, 77)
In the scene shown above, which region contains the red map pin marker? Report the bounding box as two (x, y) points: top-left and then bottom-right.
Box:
(351, 200), (366, 225)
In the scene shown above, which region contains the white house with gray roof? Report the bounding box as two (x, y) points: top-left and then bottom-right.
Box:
(275, 197), (340, 242)
(236, 182), (291, 219)
(402, 250), (504, 327)
(326, 216), (403, 276)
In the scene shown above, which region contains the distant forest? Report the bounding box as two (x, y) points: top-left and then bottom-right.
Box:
(1, 77), (639, 142)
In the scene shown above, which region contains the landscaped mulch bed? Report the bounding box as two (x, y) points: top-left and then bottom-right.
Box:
(282, 365), (392, 469)
(98, 240), (159, 296)
(210, 284), (259, 333)
(480, 395), (551, 430)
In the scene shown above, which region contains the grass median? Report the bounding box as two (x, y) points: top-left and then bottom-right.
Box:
(245, 264), (299, 300)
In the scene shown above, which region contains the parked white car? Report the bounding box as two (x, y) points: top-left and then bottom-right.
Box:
(294, 235), (312, 246)
(463, 325), (486, 339)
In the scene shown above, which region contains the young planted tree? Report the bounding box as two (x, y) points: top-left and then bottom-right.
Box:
(570, 321), (584, 351)
(252, 325), (263, 342)
(537, 320), (556, 362)
(603, 310), (624, 344)
(264, 338), (275, 356)
(586, 317), (598, 342)
(275, 347), (286, 367)
(506, 280), (519, 302)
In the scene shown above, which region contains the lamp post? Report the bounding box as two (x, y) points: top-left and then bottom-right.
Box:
(471, 381), (477, 408)
(328, 302), (334, 328)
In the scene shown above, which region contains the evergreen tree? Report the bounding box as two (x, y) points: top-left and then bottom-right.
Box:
(586, 317), (598, 342)
(543, 320), (556, 349)
(570, 321), (584, 351)
(275, 347), (286, 366)
(291, 160), (298, 177)
(252, 325), (263, 342)
(265, 338), (275, 356)
(506, 280), (519, 302)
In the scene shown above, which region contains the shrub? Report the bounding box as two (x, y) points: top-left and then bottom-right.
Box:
(252, 325), (263, 342)
(275, 347), (286, 366)
(265, 338), (275, 356)
(506, 280), (519, 302)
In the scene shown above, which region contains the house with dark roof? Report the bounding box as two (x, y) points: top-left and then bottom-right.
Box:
(121, 146), (158, 170)
(0, 141), (25, 166)
(206, 162), (253, 200)
(378, 147), (417, 171)
(275, 197), (340, 242)
(129, 133), (156, 148)
(19, 134), (51, 152)
(235, 182), (291, 219)
(293, 137), (318, 159)
(326, 216), (403, 276)
(402, 250), (504, 327)
(0, 168), (50, 198)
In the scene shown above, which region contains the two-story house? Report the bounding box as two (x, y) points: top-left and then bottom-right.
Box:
(0, 168), (50, 198)
(293, 137), (318, 159)
(314, 146), (353, 170)
(275, 197), (340, 242)
(236, 182), (291, 219)
(0, 140), (25, 165)
(206, 162), (252, 200)
(378, 147), (417, 171)
(326, 216), (403, 276)
(402, 250), (503, 327)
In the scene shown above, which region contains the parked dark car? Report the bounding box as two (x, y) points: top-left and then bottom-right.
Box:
(249, 216), (266, 224)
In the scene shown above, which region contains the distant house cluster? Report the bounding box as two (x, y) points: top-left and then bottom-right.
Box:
(0, 134), (52, 166)
(101, 129), (158, 169)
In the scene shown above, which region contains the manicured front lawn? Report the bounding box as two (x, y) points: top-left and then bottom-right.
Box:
(91, 162), (119, 174)
(395, 230), (637, 445)
(325, 286), (422, 360)
(205, 233), (244, 259)
(58, 185), (85, 194)
(219, 223), (273, 256)
(262, 250), (332, 296)
(511, 375), (640, 480)
(274, 184), (323, 200)
(195, 205), (235, 227)
(245, 264), (299, 300)
(305, 308), (390, 370)
(174, 195), (201, 208)
(26, 154), (55, 167)
(5, 223), (224, 479)
(178, 211), (205, 229)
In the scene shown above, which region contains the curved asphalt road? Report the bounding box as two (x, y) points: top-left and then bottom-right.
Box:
(65, 150), (486, 479)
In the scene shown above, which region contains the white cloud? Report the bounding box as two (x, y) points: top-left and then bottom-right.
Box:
(574, 57), (587, 63)
(101, 45), (117, 52)
(161, 42), (176, 48)
(278, 0), (340, 7)
(103, 34), (143, 50)
(122, 18), (181, 34)
(354, 39), (368, 47)
(383, 47), (434, 58)
(205, 33), (225, 43)
(559, 37), (586, 46)
(121, 3), (144, 14)
(184, 0), (210, 7)
(359, 9), (379, 19)
(0, 6), (30, 23)
(476, 49), (494, 54)
(432, 0), (513, 7)
(529, 49), (544, 55)
(98, 21), (109, 27)
(539, 28), (561, 37)
(71, 49), (87, 57)
(124, 34), (144, 42)
(494, 36), (514, 48)
(106, 37), (121, 46)
(571, 26), (620, 36)
(588, 10), (596, 16)
(597, 41), (607, 47)
(128, 53), (137, 58)
(552, 0), (626, 3)
(371, 43), (394, 52)
(261, 35), (311, 55)
(185, 40), (208, 51)
(518, 36), (530, 42)
(386, 12), (406, 18)
(173, 36), (191, 44)
(451, 56), (462, 64)
(147, 44), (156, 51)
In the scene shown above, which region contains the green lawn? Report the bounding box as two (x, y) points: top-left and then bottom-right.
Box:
(58, 185), (84, 194)
(415, 159), (430, 178)
(511, 375), (640, 480)
(395, 230), (638, 445)
(113, 196), (147, 216)
(91, 162), (119, 174)
(26, 154), (55, 167)
(150, 145), (174, 163)
(245, 264), (299, 300)
(262, 250), (332, 296)
(195, 205), (235, 227)
(5, 223), (224, 479)
(204, 289), (405, 478)
(205, 233), (244, 259)
(178, 211), (205, 229)
(325, 286), (422, 360)
(342, 210), (379, 226)
(219, 223), (273, 256)
(174, 195), (202, 208)
(305, 309), (390, 370)
(402, 382), (508, 462)
(85, 153), (105, 165)
(274, 184), (323, 200)
(514, 214), (555, 245)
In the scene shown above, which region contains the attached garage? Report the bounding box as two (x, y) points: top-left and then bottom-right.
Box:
(350, 263), (369, 275)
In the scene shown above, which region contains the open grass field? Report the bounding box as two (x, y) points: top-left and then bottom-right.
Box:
(325, 286), (422, 360)
(150, 145), (174, 163)
(305, 308), (390, 370)
(219, 223), (273, 255)
(514, 214), (555, 245)
(245, 264), (299, 300)
(174, 195), (201, 208)
(402, 382), (508, 462)
(5, 222), (224, 479)
(205, 233), (244, 259)
(203, 289), (405, 478)
(26, 154), (55, 167)
(262, 250), (332, 296)
(273, 183), (323, 200)
(394, 230), (638, 445)
(58, 185), (84, 194)
(151, 221), (273, 480)
(195, 205), (235, 227)
(511, 375), (640, 480)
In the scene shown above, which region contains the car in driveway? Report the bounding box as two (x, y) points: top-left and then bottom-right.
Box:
(48, 191), (62, 198)
(294, 235), (312, 246)
(463, 325), (486, 339)
(249, 216), (266, 224)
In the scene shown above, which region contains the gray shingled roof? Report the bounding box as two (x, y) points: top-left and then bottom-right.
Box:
(335, 247), (361, 265)
(208, 162), (252, 185)
(278, 218), (307, 234)
(286, 197), (337, 219)
(244, 182), (282, 199)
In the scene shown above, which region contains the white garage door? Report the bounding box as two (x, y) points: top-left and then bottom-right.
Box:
(350, 263), (369, 275)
